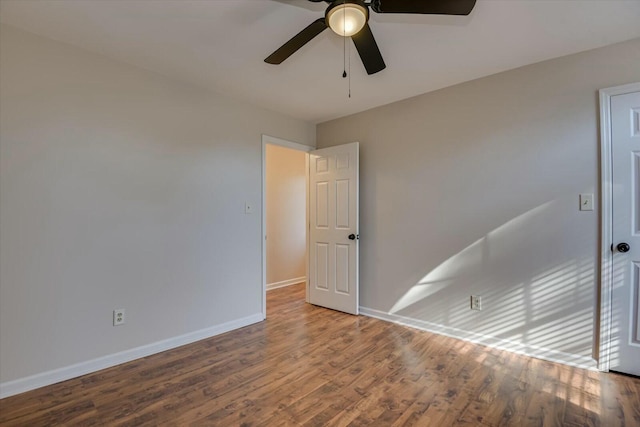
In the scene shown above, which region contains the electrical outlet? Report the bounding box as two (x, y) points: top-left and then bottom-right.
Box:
(113, 309), (125, 326)
(470, 296), (482, 311)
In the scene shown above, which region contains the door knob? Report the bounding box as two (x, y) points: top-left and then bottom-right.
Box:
(348, 234), (358, 240)
(617, 242), (631, 253)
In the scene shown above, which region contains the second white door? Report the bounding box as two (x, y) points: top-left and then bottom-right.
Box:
(610, 89), (640, 376)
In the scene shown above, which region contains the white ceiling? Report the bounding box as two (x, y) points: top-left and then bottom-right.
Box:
(1, 0), (640, 123)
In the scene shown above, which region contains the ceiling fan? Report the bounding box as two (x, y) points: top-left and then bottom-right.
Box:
(265, 0), (477, 75)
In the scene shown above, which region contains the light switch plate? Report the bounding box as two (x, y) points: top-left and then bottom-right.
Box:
(579, 194), (593, 211)
(245, 202), (253, 214)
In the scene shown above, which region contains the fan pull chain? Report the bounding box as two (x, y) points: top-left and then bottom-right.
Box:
(342, 29), (346, 78)
(340, 1), (350, 98)
(342, 2), (347, 79)
(348, 32), (351, 98)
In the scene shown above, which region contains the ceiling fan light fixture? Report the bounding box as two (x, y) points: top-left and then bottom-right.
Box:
(326, 1), (368, 37)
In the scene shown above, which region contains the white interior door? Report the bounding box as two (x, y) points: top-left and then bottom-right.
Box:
(610, 89), (640, 376)
(309, 142), (359, 314)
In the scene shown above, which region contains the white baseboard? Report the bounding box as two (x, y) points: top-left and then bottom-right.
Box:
(0, 313), (263, 399)
(360, 307), (597, 371)
(267, 276), (306, 291)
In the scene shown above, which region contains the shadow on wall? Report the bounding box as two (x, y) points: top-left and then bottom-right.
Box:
(387, 200), (596, 359)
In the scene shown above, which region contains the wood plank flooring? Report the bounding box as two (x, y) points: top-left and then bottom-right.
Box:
(1, 283), (639, 426)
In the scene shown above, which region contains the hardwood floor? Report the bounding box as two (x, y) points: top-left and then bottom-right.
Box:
(1, 283), (639, 426)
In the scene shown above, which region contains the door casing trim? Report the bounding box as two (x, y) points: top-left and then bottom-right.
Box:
(598, 82), (640, 372)
(261, 135), (313, 319)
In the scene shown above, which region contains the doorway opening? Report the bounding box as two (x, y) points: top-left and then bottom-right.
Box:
(261, 135), (312, 318)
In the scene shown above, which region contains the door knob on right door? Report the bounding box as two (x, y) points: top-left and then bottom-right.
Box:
(617, 242), (630, 253)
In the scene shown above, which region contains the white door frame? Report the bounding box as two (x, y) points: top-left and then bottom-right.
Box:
(261, 135), (313, 319)
(598, 82), (640, 371)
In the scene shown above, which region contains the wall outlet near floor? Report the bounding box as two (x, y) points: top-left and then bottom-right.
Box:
(470, 296), (482, 311)
(113, 309), (125, 326)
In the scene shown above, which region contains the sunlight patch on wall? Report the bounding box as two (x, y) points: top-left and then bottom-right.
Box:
(380, 199), (597, 365)
(389, 202), (553, 315)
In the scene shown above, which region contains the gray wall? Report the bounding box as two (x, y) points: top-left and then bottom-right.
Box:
(0, 25), (314, 386)
(317, 38), (640, 366)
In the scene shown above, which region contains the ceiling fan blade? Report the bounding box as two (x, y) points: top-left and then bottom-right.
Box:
(371, 0), (476, 15)
(265, 18), (328, 64)
(351, 23), (386, 75)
